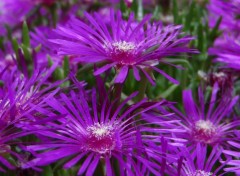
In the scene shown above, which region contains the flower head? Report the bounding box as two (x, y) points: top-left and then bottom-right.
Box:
(0, 63), (60, 171)
(22, 77), (178, 175)
(51, 10), (196, 84)
(153, 84), (239, 147)
(0, 0), (35, 34)
(0, 59), (61, 124)
(171, 144), (225, 176)
(208, 0), (240, 34)
(209, 35), (240, 71)
(223, 130), (240, 174)
(182, 85), (238, 146)
(0, 118), (31, 172)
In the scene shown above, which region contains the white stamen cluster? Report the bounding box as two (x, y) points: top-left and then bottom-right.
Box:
(187, 170), (213, 176)
(87, 123), (114, 139)
(213, 72), (226, 78)
(195, 120), (216, 134)
(112, 41), (135, 52)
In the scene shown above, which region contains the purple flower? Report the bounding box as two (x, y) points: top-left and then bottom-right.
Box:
(223, 130), (240, 174)
(209, 35), (240, 71)
(179, 84), (239, 146)
(0, 64), (61, 171)
(0, 61), (61, 123)
(30, 26), (78, 73)
(0, 118), (31, 172)
(172, 144), (226, 176)
(22, 78), (178, 175)
(0, 0), (62, 35)
(50, 10), (196, 84)
(0, 0), (35, 34)
(152, 84), (239, 147)
(208, 0), (240, 34)
(207, 71), (233, 92)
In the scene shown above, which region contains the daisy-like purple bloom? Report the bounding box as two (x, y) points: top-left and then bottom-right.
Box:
(0, 65), (61, 171)
(156, 84), (239, 147)
(179, 84), (239, 146)
(0, 118), (32, 172)
(171, 144), (227, 176)
(0, 61), (64, 172)
(22, 77), (179, 175)
(0, 0), (61, 35)
(0, 58), (61, 123)
(51, 10), (196, 84)
(0, 0), (35, 34)
(209, 35), (240, 71)
(208, 0), (240, 33)
(223, 130), (240, 174)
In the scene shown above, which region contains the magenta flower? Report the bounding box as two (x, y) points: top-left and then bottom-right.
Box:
(154, 84), (240, 147)
(145, 84), (239, 148)
(209, 35), (240, 71)
(179, 84), (239, 146)
(0, 65), (61, 171)
(0, 61), (61, 123)
(207, 70), (234, 94)
(223, 130), (240, 174)
(208, 0), (240, 33)
(21, 78), (179, 175)
(0, 118), (32, 172)
(50, 10), (196, 84)
(0, 0), (61, 34)
(0, 0), (34, 34)
(172, 144), (227, 176)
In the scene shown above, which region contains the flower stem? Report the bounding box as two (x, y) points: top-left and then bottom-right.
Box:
(135, 72), (148, 102)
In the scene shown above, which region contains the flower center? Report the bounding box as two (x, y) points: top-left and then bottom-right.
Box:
(85, 123), (117, 155)
(187, 170), (212, 176)
(112, 41), (135, 52)
(106, 41), (137, 65)
(213, 72), (226, 78)
(191, 120), (218, 144)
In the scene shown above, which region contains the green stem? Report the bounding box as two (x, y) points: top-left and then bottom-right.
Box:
(135, 72), (148, 102)
(77, 61), (108, 74)
(111, 83), (123, 112)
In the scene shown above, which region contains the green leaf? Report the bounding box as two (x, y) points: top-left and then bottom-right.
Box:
(184, 2), (195, 31)
(131, 0), (138, 15)
(11, 38), (19, 59)
(5, 25), (12, 40)
(163, 58), (193, 70)
(51, 4), (59, 28)
(131, 0), (143, 21)
(21, 44), (32, 61)
(63, 56), (69, 77)
(209, 16), (222, 41)
(120, 0), (127, 14)
(172, 0), (178, 24)
(42, 166), (54, 176)
(0, 80), (4, 87)
(48, 55), (53, 66)
(159, 84), (178, 99)
(34, 44), (42, 52)
(0, 37), (5, 51)
(152, 6), (160, 20)
(53, 67), (64, 80)
(22, 21), (30, 47)
(197, 23), (204, 52)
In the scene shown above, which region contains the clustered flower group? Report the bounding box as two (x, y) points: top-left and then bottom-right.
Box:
(0, 0), (239, 175)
